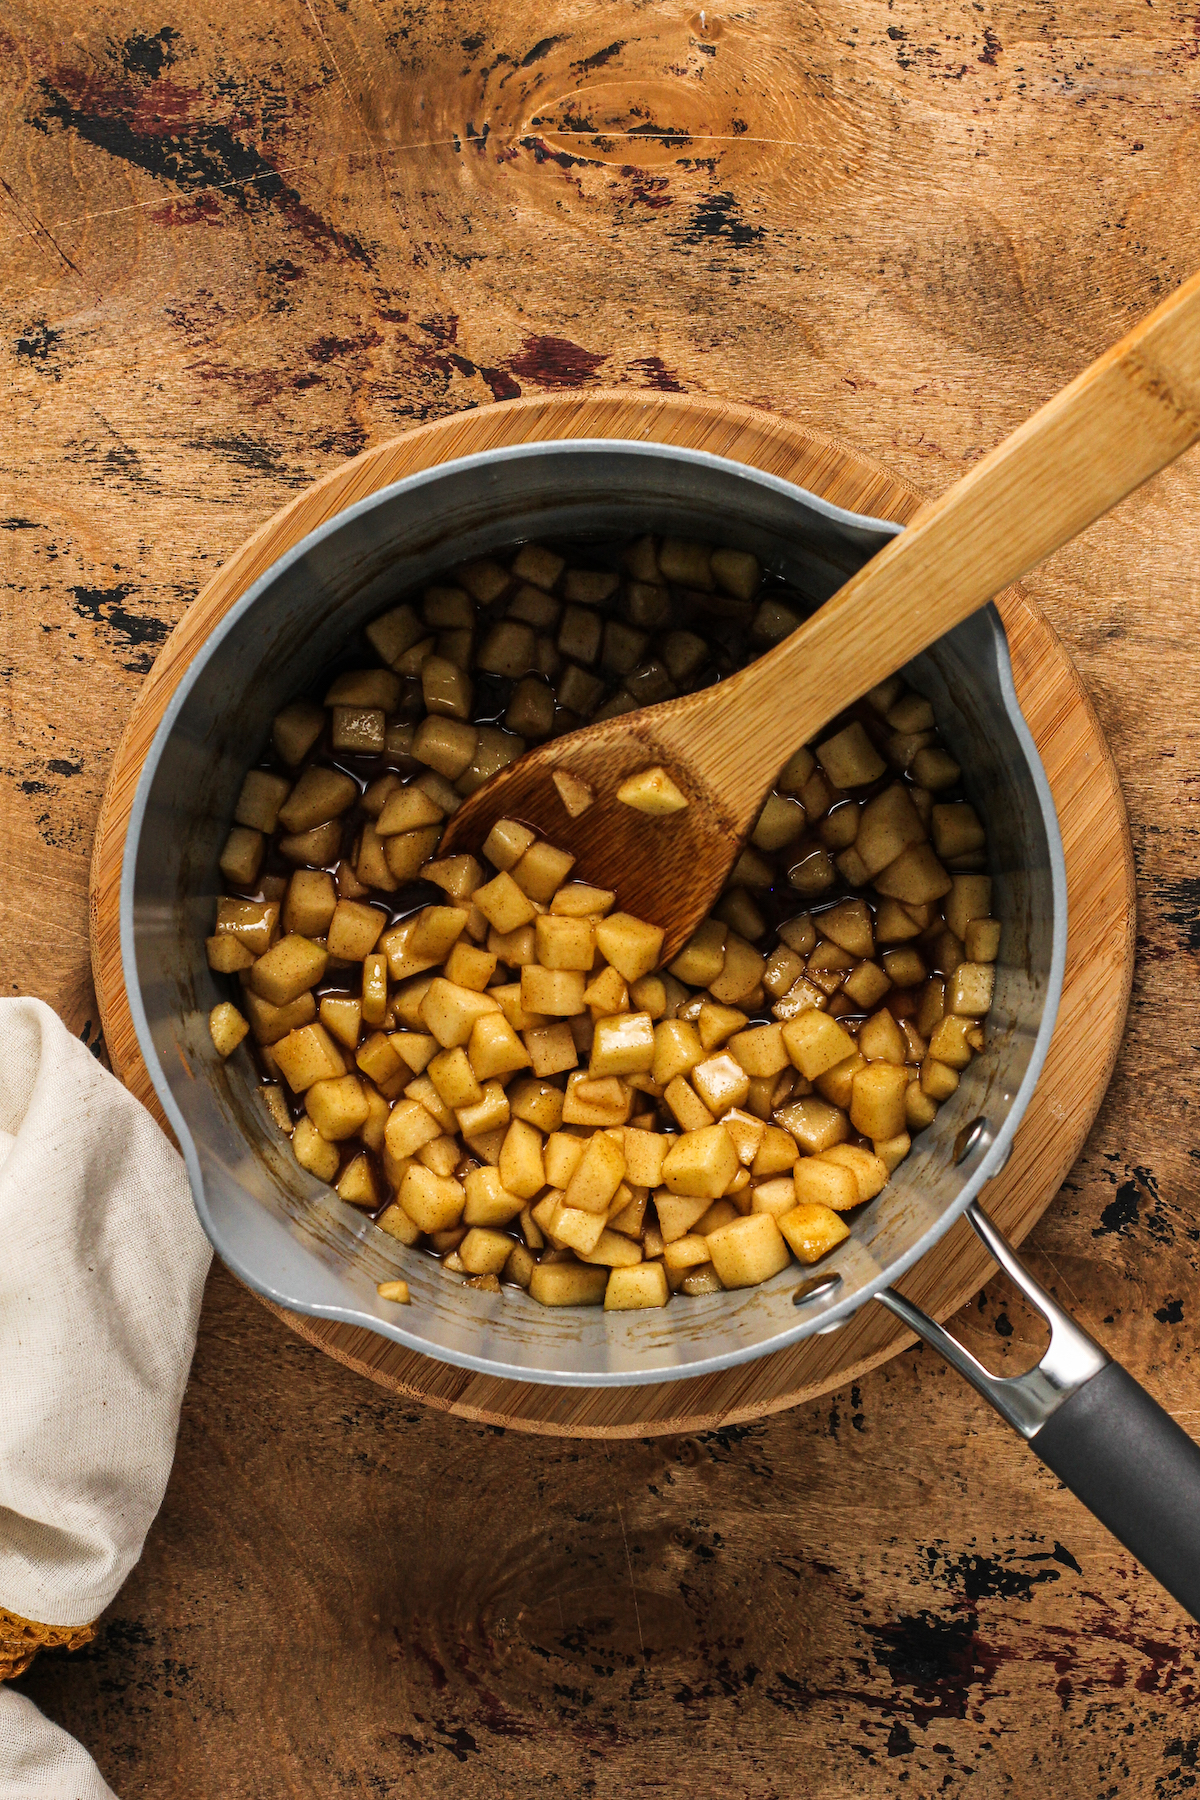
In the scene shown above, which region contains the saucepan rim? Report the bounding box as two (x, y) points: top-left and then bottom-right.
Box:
(121, 439), (1067, 1385)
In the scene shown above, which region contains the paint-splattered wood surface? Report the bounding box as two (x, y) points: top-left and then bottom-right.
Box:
(3, 1), (1200, 1794)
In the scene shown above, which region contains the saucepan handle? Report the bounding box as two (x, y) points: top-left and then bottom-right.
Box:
(879, 1201), (1200, 1623)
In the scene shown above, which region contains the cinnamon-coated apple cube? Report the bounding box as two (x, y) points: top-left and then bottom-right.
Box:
(365, 600), (424, 668)
(292, 1116), (340, 1182)
(663, 1078), (714, 1133)
(520, 966), (586, 1017)
(282, 870), (335, 939)
(563, 1131), (627, 1215)
(948, 961), (995, 1017)
(814, 1052), (865, 1111)
(651, 1019), (704, 1087)
(932, 803), (986, 861)
(336, 1152), (380, 1209)
(578, 1229), (643, 1268)
(695, 1002), (745, 1051)
(522, 1022), (578, 1078)
(422, 857), (484, 908)
(474, 871), (538, 935)
(749, 1176), (797, 1219)
(381, 826), (440, 884)
(604, 1263), (669, 1310)
(529, 1261), (608, 1307)
(721, 1108), (766, 1167)
(561, 1071), (632, 1126)
(324, 667), (402, 711)
(550, 1204), (607, 1256)
(330, 705), (385, 755)
(590, 1012), (655, 1078)
(214, 896), (280, 954)
(261, 1084), (293, 1136)
(816, 720), (886, 788)
(405, 1074), (456, 1132)
(248, 935), (329, 1007)
(361, 953), (387, 1027)
(272, 1022), (346, 1093)
(421, 653), (472, 720)
(272, 698), (325, 767)
(850, 1063), (909, 1140)
(823, 1142), (890, 1201)
(616, 765), (688, 817)
(375, 783), (443, 838)
(535, 913), (596, 971)
(278, 767), (357, 835)
(706, 1212), (790, 1289)
(964, 917), (1001, 963)
(427, 1045), (484, 1111)
(463, 1166), (525, 1227)
(207, 934), (255, 974)
(488, 922), (537, 966)
(751, 793), (806, 852)
(443, 941), (497, 992)
(691, 1052), (752, 1115)
(325, 901), (386, 963)
(357, 1085), (389, 1153)
(209, 1002), (249, 1058)
(382, 1097), (440, 1161)
(906, 1080), (940, 1130)
(235, 768), (291, 835)
(653, 1191), (710, 1243)
(509, 841), (574, 904)
(621, 1129), (670, 1189)
(727, 1023), (789, 1079)
(398, 1164), (465, 1233)
(482, 819), (535, 873)
(549, 884), (614, 921)
(943, 872), (991, 942)
(458, 1227), (515, 1277)
(661, 1124), (739, 1200)
(544, 1131), (587, 1190)
(419, 978), (501, 1048)
(355, 1030), (403, 1088)
(418, 1132), (461, 1178)
(782, 1010), (856, 1080)
(708, 545), (758, 599)
(662, 1231), (719, 1274)
(668, 918), (727, 987)
(594, 912), (665, 983)
(842, 961), (892, 1011)
(775, 1096), (849, 1155)
(928, 1014), (975, 1069)
(410, 717), (475, 782)
(857, 1009), (907, 1066)
(244, 989), (316, 1048)
(818, 898), (873, 960)
(873, 1131), (912, 1174)
(714, 885), (767, 943)
(584, 965), (629, 1017)
(304, 1073), (369, 1141)
(874, 844), (952, 905)
(498, 1118), (546, 1199)
(468, 1013), (531, 1080)
(708, 933), (766, 1005)
(854, 784), (926, 879)
(456, 1080), (512, 1137)
(779, 1202), (850, 1264)
(507, 1078), (565, 1134)
(390, 1029), (436, 1074)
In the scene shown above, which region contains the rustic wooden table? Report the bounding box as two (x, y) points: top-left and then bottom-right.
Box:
(3, 3), (1199, 1793)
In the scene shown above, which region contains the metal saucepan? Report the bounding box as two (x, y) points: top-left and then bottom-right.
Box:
(122, 442), (1200, 1619)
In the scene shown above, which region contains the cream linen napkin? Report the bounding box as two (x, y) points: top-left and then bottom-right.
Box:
(0, 998), (212, 1797)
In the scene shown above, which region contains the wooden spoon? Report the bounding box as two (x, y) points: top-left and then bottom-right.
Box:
(442, 270), (1200, 961)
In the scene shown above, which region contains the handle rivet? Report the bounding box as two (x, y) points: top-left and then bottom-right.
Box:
(954, 1116), (989, 1165)
(793, 1273), (842, 1307)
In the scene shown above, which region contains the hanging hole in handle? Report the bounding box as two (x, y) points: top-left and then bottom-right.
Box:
(794, 1273), (842, 1307)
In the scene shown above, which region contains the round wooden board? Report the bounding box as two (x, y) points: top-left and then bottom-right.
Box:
(89, 391), (1134, 1439)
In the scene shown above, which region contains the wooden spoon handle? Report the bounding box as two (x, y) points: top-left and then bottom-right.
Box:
(690, 265), (1200, 805)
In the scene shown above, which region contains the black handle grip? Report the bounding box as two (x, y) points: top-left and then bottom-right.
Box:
(1034, 1361), (1200, 1621)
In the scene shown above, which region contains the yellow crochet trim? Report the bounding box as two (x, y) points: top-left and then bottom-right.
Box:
(0, 1604), (95, 1681)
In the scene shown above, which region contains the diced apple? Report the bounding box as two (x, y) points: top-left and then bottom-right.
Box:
(209, 1002), (249, 1058)
(706, 1212), (790, 1288)
(595, 912), (664, 983)
(399, 1164), (466, 1232)
(292, 1116), (340, 1182)
(850, 1063), (909, 1140)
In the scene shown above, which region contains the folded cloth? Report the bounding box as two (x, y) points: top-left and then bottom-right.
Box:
(0, 999), (212, 1796)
